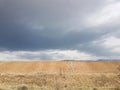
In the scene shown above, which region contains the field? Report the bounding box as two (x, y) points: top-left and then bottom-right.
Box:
(0, 61), (120, 90)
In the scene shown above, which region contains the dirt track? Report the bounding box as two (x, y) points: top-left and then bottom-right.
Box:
(0, 61), (120, 73)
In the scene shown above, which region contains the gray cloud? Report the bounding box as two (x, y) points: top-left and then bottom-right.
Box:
(0, 0), (120, 59)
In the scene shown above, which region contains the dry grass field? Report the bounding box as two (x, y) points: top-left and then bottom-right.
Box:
(0, 61), (120, 90)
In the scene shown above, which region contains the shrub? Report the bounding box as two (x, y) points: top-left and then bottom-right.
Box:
(17, 85), (28, 90)
(114, 87), (120, 90)
(93, 88), (97, 90)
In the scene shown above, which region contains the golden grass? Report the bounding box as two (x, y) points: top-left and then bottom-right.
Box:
(0, 72), (120, 90)
(0, 61), (119, 73)
(0, 61), (120, 90)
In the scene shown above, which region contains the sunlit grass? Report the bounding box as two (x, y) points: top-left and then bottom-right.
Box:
(0, 72), (120, 90)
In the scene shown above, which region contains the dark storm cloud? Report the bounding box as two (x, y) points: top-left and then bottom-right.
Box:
(0, 0), (120, 58)
(0, 0), (103, 49)
(0, 22), (103, 50)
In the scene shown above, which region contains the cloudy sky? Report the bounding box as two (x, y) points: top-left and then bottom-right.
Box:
(0, 0), (120, 61)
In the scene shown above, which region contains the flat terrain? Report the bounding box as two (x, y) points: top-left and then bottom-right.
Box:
(0, 61), (119, 73)
(0, 61), (120, 90)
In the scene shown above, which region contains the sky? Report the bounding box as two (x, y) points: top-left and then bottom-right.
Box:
(0, 0), (120, 61)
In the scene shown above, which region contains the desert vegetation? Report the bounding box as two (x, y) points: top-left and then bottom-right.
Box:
(0, 62), (120, 90)
(0, 72), (120, 90)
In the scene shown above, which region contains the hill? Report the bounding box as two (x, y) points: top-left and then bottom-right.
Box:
(0, 61), (119, 73)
